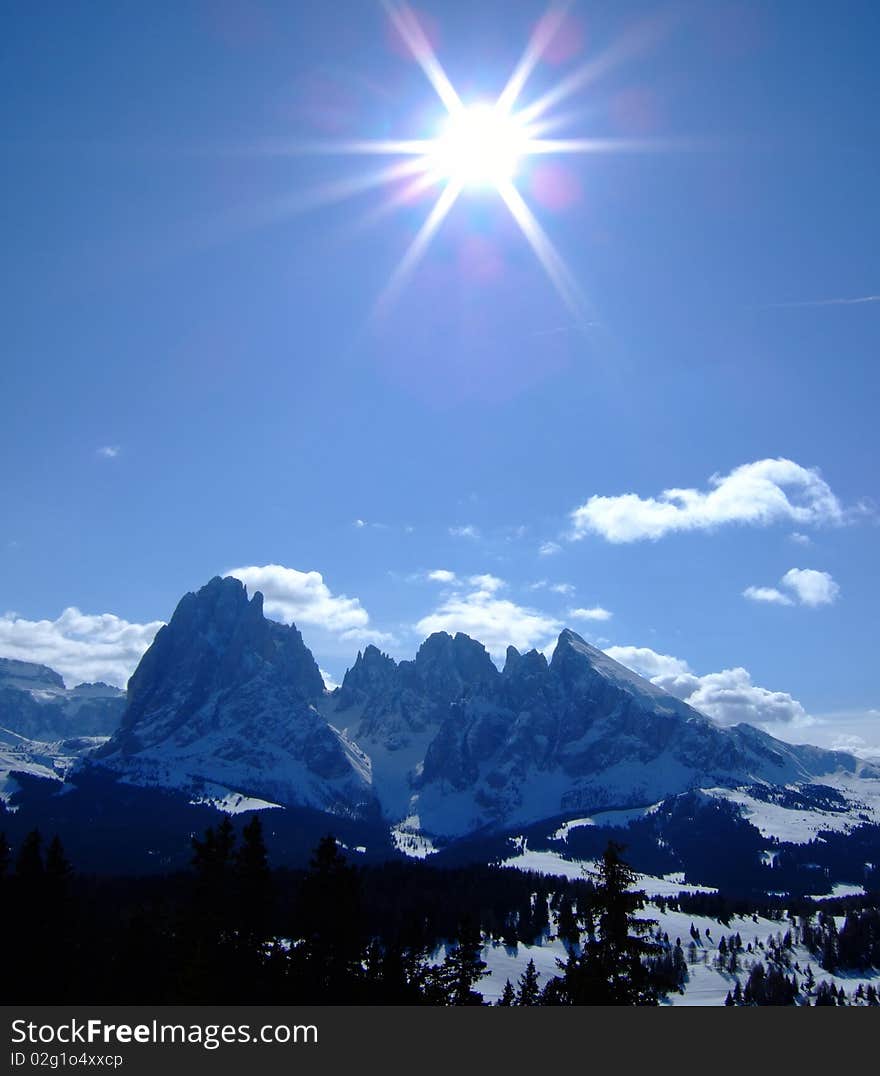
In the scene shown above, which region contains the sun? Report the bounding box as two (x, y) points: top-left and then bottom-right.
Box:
(430, 104), (530, 189)
(279, 2), (660, 320)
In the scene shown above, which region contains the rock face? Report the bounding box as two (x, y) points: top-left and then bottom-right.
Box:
(333, 628), (871, 837)
(95, 577), (372, 814)
(0, 657), (125, 741)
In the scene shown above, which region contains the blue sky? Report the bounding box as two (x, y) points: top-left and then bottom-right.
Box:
(1, 2), (878, 753)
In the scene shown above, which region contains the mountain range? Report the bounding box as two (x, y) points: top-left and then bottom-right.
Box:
(1, 575), (878, 880)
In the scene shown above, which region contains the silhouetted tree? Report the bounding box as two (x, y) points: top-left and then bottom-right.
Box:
(292, 836), (365, 1001)
(516, 958), (541, 1005)
(558, 842), (659, 1005)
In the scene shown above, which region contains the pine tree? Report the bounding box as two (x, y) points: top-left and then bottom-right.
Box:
(562, 842), (659, 1005)
(16, 829), (44, 880)
(804, 964), (815, 995)
(557, 900), (579, 948)
(45, 835), (72, 890)
(235, 815), (272, 946)
(516, 958), (541, 1006)
(292, 836), (365, 1002)
(440, 919), (488, 1006)
(497, 979), (516, 1006)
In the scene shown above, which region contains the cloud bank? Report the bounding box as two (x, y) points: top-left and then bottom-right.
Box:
(604, 645), (809, 728)
(571, 458), (843, 543)
(0, 608), (163, 688)
(227, 564), (391, 643)
(416, 574), (561, 657)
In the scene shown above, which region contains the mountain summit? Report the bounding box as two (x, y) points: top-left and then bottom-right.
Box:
(95, 576), (371, 813)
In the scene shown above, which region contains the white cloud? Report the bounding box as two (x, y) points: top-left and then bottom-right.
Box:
(781, 568), (840, 607)
(780, 710), (880, 760)
(468, 573), (505, 594)
(427, 569), (457, 583)
(530, 580), (574, 596)
(604, 646), (691, 680)
(743, 586), (794, 606)
(570, 458), (843, 543)
(604, 645), (808, 728)
(0, 608), (163, 688)
(569, 606), (613, 622)
(227, 564), (390, 642)
(449, 525), (480, 539)
(416, 577), (561, 658)
(661, 667), (809, 727)
(319, 667), (340, 692)
(96, 445), (120, 459)
(353, 519), (367, 528)
(743, 568), (839, 608)
(790, 531), (812, 546)
(539, 541), (562, 556)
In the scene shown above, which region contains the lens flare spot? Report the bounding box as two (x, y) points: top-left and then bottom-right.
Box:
(531, 161), (582, 212)
(431, 104), (529, 188)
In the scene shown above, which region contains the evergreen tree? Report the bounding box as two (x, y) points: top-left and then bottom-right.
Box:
(803, 964), (815, 995)
(497, 979), (516, 1006)
(292, 836), (365, 1002)
(16, 829), (44, 880)
(45, 835), (72, 892)
(437, 919), (487, 1006)
(516, 958), (541, 1005)
(561, 842), (659, 1005)
(235, 815), (272, 946)
(556, 899), (579, 948)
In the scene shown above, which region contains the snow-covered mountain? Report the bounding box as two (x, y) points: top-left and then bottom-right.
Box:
(6, 575), (877, 859)
(92, 576), (373, 815)
(0, 656), (125, 741)
(0, 724), (106, 805)
(329, 627), (873, 837)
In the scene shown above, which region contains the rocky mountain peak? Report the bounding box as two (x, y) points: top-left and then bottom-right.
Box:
(0, 656), (66, 691)
(336, 644), (398, 709)
(413, 631), (499, 700)
(111, 575), (325, 750)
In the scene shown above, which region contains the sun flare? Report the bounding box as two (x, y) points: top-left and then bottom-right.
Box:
(430, 104), (530, 188)
(287, 1), (661, 320)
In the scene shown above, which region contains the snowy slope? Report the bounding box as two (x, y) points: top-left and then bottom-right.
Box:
(0, 657), (125, 740)
(480, 849), (880, 1006)
(0, 724), (108, 806)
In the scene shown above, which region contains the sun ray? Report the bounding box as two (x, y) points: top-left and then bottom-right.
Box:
(516, 15), (667, 127)
(382, 0), (463, 115)
(527, 136), (664, 154)
(497, 180), (589, 323)
(288, 156), (433, 214)
(374, 177), (464, 315)
(496, 1), (573, 114)
(267, 138), (435, 157)
(356, 168), (442, 234)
